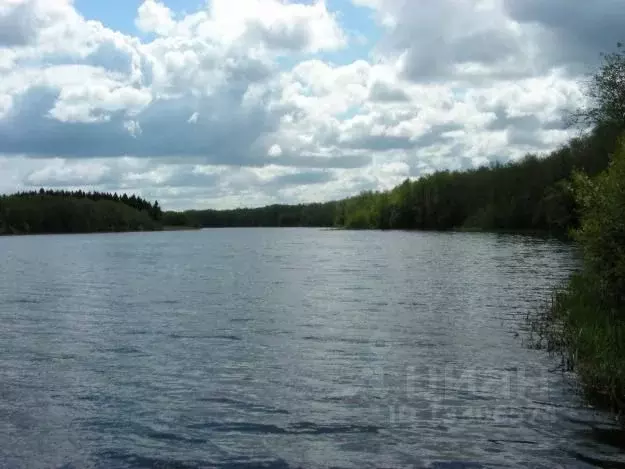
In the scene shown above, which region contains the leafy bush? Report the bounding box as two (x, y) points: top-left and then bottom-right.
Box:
(532, 138), (625, 415)
(572, 137), (625, 310)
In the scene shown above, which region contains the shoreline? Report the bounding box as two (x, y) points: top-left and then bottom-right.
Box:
(0, 226), (566, 237)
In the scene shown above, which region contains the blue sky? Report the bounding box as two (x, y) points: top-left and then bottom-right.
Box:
(75, 0), (149, 34)
(76, 0), (202, 33)
(324, 0), (381, 63)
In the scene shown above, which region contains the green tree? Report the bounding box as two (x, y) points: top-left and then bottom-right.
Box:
(571, 42), (625, 130)
(572, 138), (625, 309)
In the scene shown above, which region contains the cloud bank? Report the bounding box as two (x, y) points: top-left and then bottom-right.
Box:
(0, 0), (620, 209)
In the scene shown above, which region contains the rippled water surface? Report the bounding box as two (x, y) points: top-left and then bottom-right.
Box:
(1, 229), (623, 469)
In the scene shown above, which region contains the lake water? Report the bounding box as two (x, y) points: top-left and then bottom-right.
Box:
(1, 229), (623, 469)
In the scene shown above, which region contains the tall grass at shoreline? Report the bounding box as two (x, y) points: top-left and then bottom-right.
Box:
(529, 138), (625, 418)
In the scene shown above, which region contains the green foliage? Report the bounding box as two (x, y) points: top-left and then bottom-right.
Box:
(536, 274), (625, 412)
(184, 202), (338, 228)
(572, 138), (625, 309)
(531, 138), (625, 415)
(572, 42), (625, 130)
(162, 211), (197, 228)
(344, 208), (373, 229)
(539, 180), (575, 233)
(523, 42), (625, 417)
(0, 190), (163, 235)
(328, 129), (614, 234)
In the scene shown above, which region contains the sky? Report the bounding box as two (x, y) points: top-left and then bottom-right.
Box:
(0, 0), (623, 210)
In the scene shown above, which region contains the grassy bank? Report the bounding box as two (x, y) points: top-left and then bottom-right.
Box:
(529, 138), (625, 417)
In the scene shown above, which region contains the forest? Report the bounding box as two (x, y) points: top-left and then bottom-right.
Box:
(0, 189), (163, 235)
(522, 43), (625, 416)
(175, 202), (337, 229)
(334, 125), (617, 233)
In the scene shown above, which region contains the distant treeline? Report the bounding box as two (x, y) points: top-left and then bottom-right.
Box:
(167, 202), (337, 229)
(166, 124), (618, 236)
(334, 126), (616, 233)
(0, 189), (163, 235)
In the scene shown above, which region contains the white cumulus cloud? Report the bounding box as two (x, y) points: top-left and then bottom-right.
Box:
(0, 0), (619, 208)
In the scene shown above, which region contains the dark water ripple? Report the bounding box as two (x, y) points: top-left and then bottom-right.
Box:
(0, 229), (623, 469)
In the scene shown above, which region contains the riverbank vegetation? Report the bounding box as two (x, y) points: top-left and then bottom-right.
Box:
(0, 190), (164, 235)
(529, 43), (625, 417)
(531, 138), (625, 415)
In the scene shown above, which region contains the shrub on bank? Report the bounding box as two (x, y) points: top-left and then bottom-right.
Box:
(534, 138), (625, 415)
